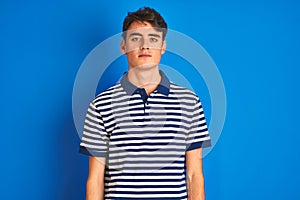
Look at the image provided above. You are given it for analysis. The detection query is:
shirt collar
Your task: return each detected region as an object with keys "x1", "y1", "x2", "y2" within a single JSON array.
[{"x1": 120, "y1": 70, "x2": 170, "y2": 96}]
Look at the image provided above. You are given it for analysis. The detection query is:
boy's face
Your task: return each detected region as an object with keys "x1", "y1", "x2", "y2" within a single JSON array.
[{"x1": 120, "y1": 21, "x2": 166, "y2": 70}]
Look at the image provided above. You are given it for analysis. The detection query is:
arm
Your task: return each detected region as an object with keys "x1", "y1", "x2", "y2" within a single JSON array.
[
  {"x1": 186, "y1": 148, "x2": 205, "y2": 200},
  {"x1": 86, "y1": 156, "x2": 106, "y2": 200}
]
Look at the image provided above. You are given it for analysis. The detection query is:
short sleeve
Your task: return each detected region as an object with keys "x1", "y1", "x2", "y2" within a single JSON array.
[
  {"x1": 186, "y1": 97, "x2": 211, "y2": 151},
  {"x1": 79, "y1": 101, "x2": 109, "y2": 157}
]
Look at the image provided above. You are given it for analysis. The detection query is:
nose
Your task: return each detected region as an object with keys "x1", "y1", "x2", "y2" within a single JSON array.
[{"x1": 140, "y1": 38, "x2": 149, "y2": 50}]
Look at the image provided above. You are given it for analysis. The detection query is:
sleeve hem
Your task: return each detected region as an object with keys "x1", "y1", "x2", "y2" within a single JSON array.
[
  {"x1": 79, "y1": 146, "x2": 107, "y2": 157},
  {"x1": 186, "y1": 140, "x2": 212, "y2": 151}
]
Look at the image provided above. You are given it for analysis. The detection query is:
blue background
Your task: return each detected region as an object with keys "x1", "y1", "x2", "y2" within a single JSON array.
[{"x1": 1, "y1": 0, "x2": 299, "y2": 199}]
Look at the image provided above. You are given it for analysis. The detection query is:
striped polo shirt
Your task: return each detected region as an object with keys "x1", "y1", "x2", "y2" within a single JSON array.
[{"x1": 79, "y1": 70, "x2": 211, "y2": 200}]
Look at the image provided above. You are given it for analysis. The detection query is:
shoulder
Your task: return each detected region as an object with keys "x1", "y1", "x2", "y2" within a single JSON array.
[
  {"x1": 91, "y1": 83, "x2": 124, "y2": 107},
  {"x1": 169, "y1": 82, "x2": 200, "y2": 101}
]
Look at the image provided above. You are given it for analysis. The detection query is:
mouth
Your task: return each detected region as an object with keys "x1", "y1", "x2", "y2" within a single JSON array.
[{"x1": 138, "y1": 54, "x2": 152, "y2": 58}]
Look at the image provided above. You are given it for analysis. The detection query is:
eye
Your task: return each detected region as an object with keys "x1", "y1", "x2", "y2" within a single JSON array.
[
  {"x1": 150, "y1": 37, "x2": 158, "y2": 42},
  {"x1": 131, "y1": 37, "x2": 141, "y2": 42}
]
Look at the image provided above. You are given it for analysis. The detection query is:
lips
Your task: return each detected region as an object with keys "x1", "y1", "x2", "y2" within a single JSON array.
[{"x1": 138, "y1": 54, "x2": 152, "y2": 57}]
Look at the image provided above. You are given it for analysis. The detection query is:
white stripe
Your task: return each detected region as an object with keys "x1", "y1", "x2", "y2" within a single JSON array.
[
  {"x1": 108, "y1": 163, "x2": 183, "y2": 168},
  {"x1": 106, "y1": 193, "x2": 187, "y2": 198},
  {"x1": 107, "y1": 179, "x2": 186, "y2": 186},
  {"x1": 107, "y1": 186, "x2": 186, "y2": 192},
  {"x1": 80, "y1": 143, "x2": 106, "y2": 150},
  {"x1": 108, "y1": 151, "x2": 183, "y2": 158},
  {"x1": 108, "y1": 156, "x2": 184, "y2": 163},
  {"x1": 81, "y1": 137, "x2": 105, "y2": 144},
  {"x1": 108, "y1": 174, "x2": 185, "y2": 180}
]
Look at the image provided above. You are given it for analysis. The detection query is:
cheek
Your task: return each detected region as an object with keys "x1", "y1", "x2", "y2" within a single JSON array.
[
  {"x1": 126, "y1": 45, "x2": 140, "y2": 53},
  {"x1": 126, "y1": 52, "x2": 138, "y2": 63},
  {"x1": 152, "y1": 51, "x2": 163, "y2": 60}
]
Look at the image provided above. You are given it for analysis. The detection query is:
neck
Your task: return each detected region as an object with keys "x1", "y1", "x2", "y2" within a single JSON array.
[{"x1": 128, "y1": 66, "x2": 161, "y2": 95}]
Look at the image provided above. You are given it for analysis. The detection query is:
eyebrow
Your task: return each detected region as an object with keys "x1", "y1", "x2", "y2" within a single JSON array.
[
  {"x1": 129, "y1": 33, "x2": 143, "y2": 37},
  {"x1": 128, "y1": 32, "x2": 161, "y2": 38},
  {"x1": 148, "y1": 33, "x2": 161, "y2": 38}
]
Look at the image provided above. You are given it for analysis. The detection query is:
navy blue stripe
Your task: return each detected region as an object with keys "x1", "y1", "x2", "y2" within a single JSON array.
[
  {"x1": 107, "y1": 166, "x2": 184, "y2": 171},
  {"x1": 107, "y1": 154, "x2": 184, "y2": 160},
  {"x1": 105, "y1": 172, "x2": 185, "y2": 177},
  {"x1": 108, "y1": 147, "x2": 185, "y2": 152},
  {"x1": 114, "y1": 118, "x2": 189, "y2": 124},
  {"x1": 110, "y1": 130, "x2": 186, "y2": 136},
  {"x1": 105, "y1": 178, "x2": 186, "y2": 183},
  {"x1": 111, "y1": 142, "x2": 185, "y2": 147},
  {"x1": 108, "y1": 160, "x2": 184, "y2": 165},
  {"x1": 94, "y1": 95, "x2": 110, "y2": 104},
  {"x1": 96, "y1": 101, "x2": 113, "y2": 110},
  {"x1": 186, "y1": 140, "x2": 211, "y2": 151},
  {"x1": 110, "y1": 136, "x2": 185, "y2": 142},
  {"x1": 110, "y1": 129, "x2": 186, "y2": 136},
  {"x1": 106, "y1": 189, "x2": 186, "y2": 195},
  {"x1": 79, "y1": 146, "x2": 107, "y2": 157},
  {"x1": 117, "y1": 124, "x2": 183, "y2": 130},
  {"x1": 82, "y1": 132, "x2": 107, "y2": 142},
  {"x1": 84, "y1": 123, "x2": 103, "y2": 132},
  {"x1": 190, "y1": 127, "x2": 208, "y2": 134},
  {"x1": 128, "y1": 101, "x2": 146, "y2": 107},
  {"x1": 193, "y1": 133, "x2": 210, "y2": 140},
  {"x1": 107, "y1": 183, "x2": 186, "y2": 189},
  {"x1": 81, "y1": 138, "x2": 107, "y2": 146}
]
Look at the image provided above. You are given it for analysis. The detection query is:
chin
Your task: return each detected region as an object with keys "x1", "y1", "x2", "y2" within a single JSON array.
[{"x1": 136, "y1": 63, "x2": 157, "y2": 70}]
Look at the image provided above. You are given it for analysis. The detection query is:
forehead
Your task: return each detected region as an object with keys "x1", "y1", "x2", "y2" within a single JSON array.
[{"x1": 126, "y1": 21, "x2": 163, "y2": 36}]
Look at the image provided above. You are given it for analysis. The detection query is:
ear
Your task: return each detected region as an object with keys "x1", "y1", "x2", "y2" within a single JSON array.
[
  {"x1": 120, "y1": 40, "x2": 126, "y2": 54},
  {"x1": 161, "y1": 40, "x2": 166, "y2": 55}
]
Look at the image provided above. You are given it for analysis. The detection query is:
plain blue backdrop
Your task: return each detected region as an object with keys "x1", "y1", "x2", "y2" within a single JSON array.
[{"x1": 1, "y1": 0, "x2": 299, "y2": 199}]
